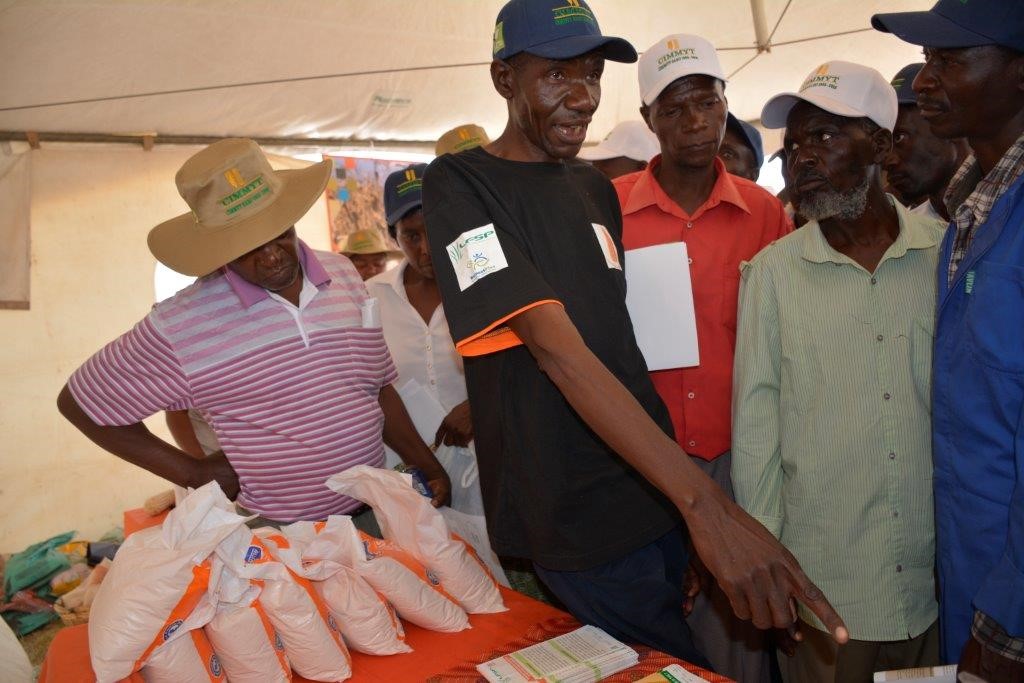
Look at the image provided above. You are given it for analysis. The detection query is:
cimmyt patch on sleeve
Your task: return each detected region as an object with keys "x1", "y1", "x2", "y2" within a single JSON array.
[
  {"x1": 446, "y1": 224, "x2": 509, "y2": 291},
  {"x1": 592, "y1": 223, "x2": 622, "y2": 270}
]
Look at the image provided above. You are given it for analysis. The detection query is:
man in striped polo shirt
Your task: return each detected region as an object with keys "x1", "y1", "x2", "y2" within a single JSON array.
[
  {"x1": 57, "y1": 138, "x2": 450, "y2": 526},
  {"x1": 732, "y1": 62, "x2": 946, "y2": 681}
]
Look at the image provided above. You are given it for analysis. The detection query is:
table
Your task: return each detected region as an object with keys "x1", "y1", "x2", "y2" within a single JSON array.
[{"x1": 38, "y1": 510, "x2": 732, "y2": 682}]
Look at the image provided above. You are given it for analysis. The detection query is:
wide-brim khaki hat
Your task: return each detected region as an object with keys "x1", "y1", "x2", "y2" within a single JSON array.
[
  {"x1": 148, "y1": 138, "x2": 332, "y2": 276},
  {"x1": 340, "y1": 228, "x2": 403, "y2": 258}
]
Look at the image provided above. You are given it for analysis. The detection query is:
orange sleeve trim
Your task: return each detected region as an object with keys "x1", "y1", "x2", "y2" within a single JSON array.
[{"x1": 455, "y1": 299, "x2": 563, "y2": 357}]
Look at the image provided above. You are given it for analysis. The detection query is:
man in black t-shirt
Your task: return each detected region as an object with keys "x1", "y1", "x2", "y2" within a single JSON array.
[{"x1": 423, "y1": 0, "x2": 850, "y2": 664}]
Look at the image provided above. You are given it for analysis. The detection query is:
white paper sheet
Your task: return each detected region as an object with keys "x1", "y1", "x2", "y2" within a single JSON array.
[{"x1": 624, "y1": 242, "x2": 700, "y2": 371}]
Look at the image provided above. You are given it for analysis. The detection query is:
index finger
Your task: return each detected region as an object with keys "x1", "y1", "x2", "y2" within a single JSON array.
[{"x1": 789, "y1": 567, "x2": 848, "y2": 643}]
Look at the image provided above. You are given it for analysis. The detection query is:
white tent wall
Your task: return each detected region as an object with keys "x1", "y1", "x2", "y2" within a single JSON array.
[
  {"x1": 0, "y1": 0, "x2": 933, "y2": 550},
  {"x1": 1, "y1": 144, "x2": 330, "y2": 552}
]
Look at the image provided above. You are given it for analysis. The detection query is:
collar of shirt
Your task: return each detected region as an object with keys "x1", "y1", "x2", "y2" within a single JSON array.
[
  {"x1": 266, "y1": 271, "x2": 318, "y2": 310},
  {"x1": 945, "y1": 131, "x2": 1024, "y2": 228},
  {"x1": 620, "y1": 155, "x2": 751, "y2": 220},
  {"x1": 800, "y1": 196, "x2": 942, "y2": 267},
  {"x1": 221, "y1": 239, "x2": 331, "y2": 308},
  {"x1": 375, "y1": 258, "x2": 412, "y2": 303}
]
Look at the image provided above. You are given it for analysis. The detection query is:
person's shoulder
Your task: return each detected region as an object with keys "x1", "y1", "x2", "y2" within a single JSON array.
[
  {"x1": 152, "y1": 271, "x2": 228, "y2": 320},
  {"x1": 743, "y1": 226, "x2": 805, "y2": 273},
  {"x1": 611, "y1": 168, "x2": 644, "y2": 199},
  {"x1": 314, "y1": 248, "x2": 365, "y2": 287},
  {"x1": 730, "y1": 174, "x2": 786, "y2": 213}
]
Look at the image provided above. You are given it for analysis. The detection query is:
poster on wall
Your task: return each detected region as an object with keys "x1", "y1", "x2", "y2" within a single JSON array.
[{"x1": 324, "y1": 155, "x2": 422, "y2": 253}]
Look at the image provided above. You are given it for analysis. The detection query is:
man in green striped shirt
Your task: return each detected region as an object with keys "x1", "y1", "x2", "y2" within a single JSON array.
[{"x1": 732, "y1": 61, "x2": 945, "y2": 682}]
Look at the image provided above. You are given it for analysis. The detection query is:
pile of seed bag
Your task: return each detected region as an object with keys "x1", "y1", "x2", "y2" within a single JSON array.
[{"x1": 87, "y1": 465, "x2": 506, "y2": 682}]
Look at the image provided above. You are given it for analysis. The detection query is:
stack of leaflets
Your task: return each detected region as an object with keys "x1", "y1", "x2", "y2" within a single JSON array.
[
  {"x1": 476, "y1": 625, "x2": 639, "y2": 683},
  {"x1": 872, "y1": 664, "x2": 958, "y2": 682}
]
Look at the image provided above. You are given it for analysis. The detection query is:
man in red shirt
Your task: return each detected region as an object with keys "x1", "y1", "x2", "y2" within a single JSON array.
[{"x1": 615, "y1": 33, "x2": 791, "y2": 683}]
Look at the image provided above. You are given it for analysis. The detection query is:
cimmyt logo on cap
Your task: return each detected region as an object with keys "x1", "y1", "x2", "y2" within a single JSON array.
[
  {"x1": 801, "y1": 63, "x2": 840, "y2": 92},
  {"x1": 397, "y1": 169, "x2": 423, "y2": 197},
  {"x1": 552, "y1": 0, "x2": 595, "y2": 27},
  {"x1": 224, "y1": 168, "x2": 245, "y2": 189},
  {"x1": 657, "y1": 41, "x2": 699, "y2": 72},
  {"x1": 458, "y1": 128, "x2": 471, "y2": 141}
]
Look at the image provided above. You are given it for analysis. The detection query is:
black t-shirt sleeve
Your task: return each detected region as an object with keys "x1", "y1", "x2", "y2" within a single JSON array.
[{"x1": 422, "y1": 157, "x2": 561, "y2": 356}]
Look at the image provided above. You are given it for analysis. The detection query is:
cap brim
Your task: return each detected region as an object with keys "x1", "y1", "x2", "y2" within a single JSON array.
[
  {"x1": 760, "y1": 92, "x2": 868, "y2": 129},
  {"x1": 527, "y1": 34, "x2": 638, "y2": 63},
  {"x1": 871, "y1": 11, "x2": 997, "y2": 48},
  {"x1": 576, "y1": 142, "x2": 619, "y2": 161},
  {"x1": 148, "y1": 159, "x2": 332, "y2": 277},
  {"x1": 385, "y1": 198, "x2": 423, "y2": 228}
]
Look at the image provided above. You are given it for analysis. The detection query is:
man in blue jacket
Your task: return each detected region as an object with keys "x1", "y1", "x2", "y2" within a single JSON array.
[{"x1": 873, "y1": 1, "x2": 1024, "y2": 678}]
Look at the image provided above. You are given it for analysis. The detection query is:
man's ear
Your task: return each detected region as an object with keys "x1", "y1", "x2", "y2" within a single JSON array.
[
  {"x1": 491, "y1": 59, "x2": 515, "y2": 101},
  {"x1": 871, "y1": 127, "x2": 893, "y2": 165}
]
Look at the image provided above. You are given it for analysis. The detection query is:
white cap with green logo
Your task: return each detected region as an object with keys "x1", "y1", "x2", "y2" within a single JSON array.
[
  {"x1": 638, "y1": 34, "x2": 725, "y2": 106},
  {"x1": 760, "y1": 60, "x2": 898, "y2": 131}
]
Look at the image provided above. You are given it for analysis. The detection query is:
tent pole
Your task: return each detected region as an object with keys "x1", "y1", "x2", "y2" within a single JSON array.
[
  {"x1": 749, "y1": 0, "x2": 771, "y2": 53},
  {"x1": 0, "y1": 130, "x2": 435, "y2": 151}
]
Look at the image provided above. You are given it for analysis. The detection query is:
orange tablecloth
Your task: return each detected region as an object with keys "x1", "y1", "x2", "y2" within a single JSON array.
[
  {"x1": 39, "y1": 587, "x2": 730, "y2": 682},
  {"x1": 37, "y1": 509, "x2": 733, "y2": 682}
]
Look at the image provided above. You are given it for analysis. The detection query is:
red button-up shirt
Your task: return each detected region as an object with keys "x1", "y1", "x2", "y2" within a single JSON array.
[{"x1": 615, "y1": 156, "x2": 791, "y2": 460}]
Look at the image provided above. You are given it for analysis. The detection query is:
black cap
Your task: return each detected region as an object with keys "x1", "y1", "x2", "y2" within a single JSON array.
[
  {"x1": 890, "y1": 63, "x2": 924, "y2": 105},
  {"x1": 726, "y1": 113, "x2": 764, "y2": 169},
  {"x1": 383, "y1": 163, "x2": 428, "y2": 227},
  {"x1": 492, "y1": 0, "x2": 637, "y2": 63},
  {"x1": 873, "y1": 0, "x2": 1024, "y2": 52}
]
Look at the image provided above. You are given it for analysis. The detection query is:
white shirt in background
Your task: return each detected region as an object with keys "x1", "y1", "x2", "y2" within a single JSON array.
[{"x1": 367, "y1": 260, "x2": 467, "y2": 416}]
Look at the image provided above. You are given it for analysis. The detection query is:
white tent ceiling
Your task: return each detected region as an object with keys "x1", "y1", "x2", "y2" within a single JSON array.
[{"x1": 0, "y1": 0, "x2": 931, "y2": 148}]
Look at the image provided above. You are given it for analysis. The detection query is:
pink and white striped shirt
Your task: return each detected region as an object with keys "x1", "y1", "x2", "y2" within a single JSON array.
[{"x1": 69, "y1": 242, "x2": 397, "y2": 521}]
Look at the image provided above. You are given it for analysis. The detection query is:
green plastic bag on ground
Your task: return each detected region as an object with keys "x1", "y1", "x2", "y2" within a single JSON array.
[{"x1": 2, "y1": 531, "x2": 75, "y2": 599}]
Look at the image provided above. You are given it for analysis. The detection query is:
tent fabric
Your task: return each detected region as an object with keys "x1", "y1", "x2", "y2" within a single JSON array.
[
  {"x1": 0, "y1": 0, "x2": 930, "y2": 145},
  {"x1": 0, "y1": 149, "x2": 30, "y2": 309}
]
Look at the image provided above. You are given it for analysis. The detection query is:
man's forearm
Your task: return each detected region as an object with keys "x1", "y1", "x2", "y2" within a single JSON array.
[{"x1": 58, "y1": 384, "x2": 210, "y2": 488}]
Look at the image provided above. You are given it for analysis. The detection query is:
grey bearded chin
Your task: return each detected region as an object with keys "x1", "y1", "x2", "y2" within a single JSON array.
[{"x1": 797, "y1": 176, "x2": 870, "y2": 221}]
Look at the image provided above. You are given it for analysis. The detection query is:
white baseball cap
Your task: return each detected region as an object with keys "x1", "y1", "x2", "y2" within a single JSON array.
[
  {"x1": 577, "y1": 121, "x2": 660, "y2": 162},
  {"x1": 760, "y1": 60, "x2": 898, "y2": 131},
  {"x1": 638, "y1": 34, "x2": 725, "y2": 106}
]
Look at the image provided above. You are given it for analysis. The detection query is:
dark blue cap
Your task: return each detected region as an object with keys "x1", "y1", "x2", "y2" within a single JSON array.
[
  {"x1": 492, "y1": 0, "x2": 637, "y2": 63},
  {"x1": 383, "y1": 163, "x2": 428, "y2": 227},
  {"x1": 890, "y1": 63, "x2": 923, "y2": 105},
  {"x1": 872, "y1": 0, "x2": 1024, "y2": 52},
  {"x1": 726, "y1": 113, "x2": 764, "y2": 169}
]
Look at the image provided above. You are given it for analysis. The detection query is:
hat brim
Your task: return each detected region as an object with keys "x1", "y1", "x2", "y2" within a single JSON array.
[
  {"x1": 871, "y1": 10, "x2": 998, "y2": 48},
  {"x1": 641, "y1": 68, "x2": 727, "y2": 106},
  {"x1": 760, "y1": 92, "x2": 871, "y2": 130},
  {"x1": 148, "y1": 159, "x2": 332, "y2": 277},
  {"x1": 526, "y1": 34, "x2": 638, "y2": 63},
  {"x1": 576, "y1": 142, "x2": 621, "y2": 161},
  {"x1": 342, "y1": 247, "x2": 404, "y2": 258},
  {"x1": 385, "y1": 198, "x2": 424, "y2": 228}
]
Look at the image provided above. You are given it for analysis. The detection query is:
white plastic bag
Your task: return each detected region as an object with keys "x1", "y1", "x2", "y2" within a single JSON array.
[
  {"x1": 282, "y1": 520, "x2": 411, "y2": 655},
  {"x1": 141, "y1": 624, "x2": 225, "y2": 683},
  {"x1": 89, "y1": 482, "x2": 245, "y2": 683},
  {"x1": 326, "y1": 466, "x2": 506, "y2": 614},
  {"x1": 203, "y1": 561, "x2": 291, "y2": 683},
  {"x1": 320, "y1": 515, "x2": 469, "y2": 632},
  {"x1": 216, "y1": 527, "x2": 351, "y2": 682}
]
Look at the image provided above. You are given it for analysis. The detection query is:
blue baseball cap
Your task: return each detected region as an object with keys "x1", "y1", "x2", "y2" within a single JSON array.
[
  {"x1": 492, "y1": 0, "x2": 637, "y2": 63},
  {"x1": 890, "y1": 63, "x2": 924, "y2": 105},
  {"x1": 872, "y1": 0, "x2": 1024, "y2": 52},
  {"x1": 726, "y1": 113, "x2": 764, "y2": 169},
  {"x1": 383, "y1": 163, "x2": 428, "y2": 227}
]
